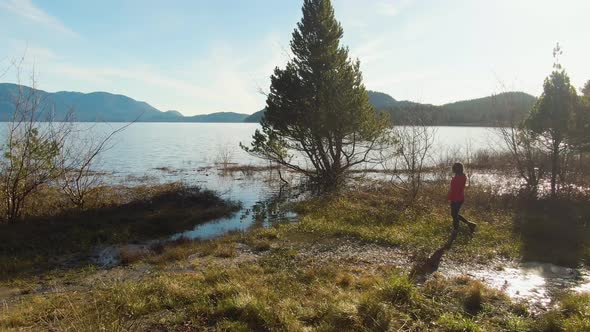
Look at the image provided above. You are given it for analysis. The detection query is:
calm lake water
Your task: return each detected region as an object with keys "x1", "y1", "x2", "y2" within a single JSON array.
[{"x1": 89, "y1": 122, "x2": 499, "y2": 180}]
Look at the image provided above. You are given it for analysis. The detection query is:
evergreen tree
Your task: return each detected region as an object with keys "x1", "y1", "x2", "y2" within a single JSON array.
[
  {"x1": 242, "y1": 0, "x2": 389, "y2": 189},
  {"x1": 582, "y1": 80, "x2": 590, "y2": 98},
  {"x1": 525, "y1": 45, "x2": 579, "y2": 196},
  {"x1": 573, "y1": 80, "x2": 590, "y2": 151}
]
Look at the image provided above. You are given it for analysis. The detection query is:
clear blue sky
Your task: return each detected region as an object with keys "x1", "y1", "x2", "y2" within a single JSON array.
[{"x1": 1, "y1": 0, "x2": 589, "y2": 115}]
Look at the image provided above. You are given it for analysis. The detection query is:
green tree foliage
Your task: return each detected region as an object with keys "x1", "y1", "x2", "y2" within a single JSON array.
[
  {"x1": 582, "y1": 80, "x2": 590, "y2": 98},
  {"x1": 1, "y1": 102, "x2": 64, "y2": 222},
  {"x1": 0, "y1": 62, "x2": 72, "y2": 222},
  {"x1": 524, "y1": 45, "x2": 579, "y2": 196},
  {"x1": 242, "y1": 0, "x2": 389, "y2": 189},
  {"x1": 572, "y1": 80, "x2": 590, "y2": 151}
]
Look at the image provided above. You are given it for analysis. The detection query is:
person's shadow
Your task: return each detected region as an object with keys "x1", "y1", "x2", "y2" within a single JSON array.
[{"x1": 409, "y1": 230, "x2": 460, "y2": 280}]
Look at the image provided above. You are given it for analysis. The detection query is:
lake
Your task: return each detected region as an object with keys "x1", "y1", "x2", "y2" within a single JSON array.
[{"x1": 87, "y1": 122, "x2": 500, "y2": 181}]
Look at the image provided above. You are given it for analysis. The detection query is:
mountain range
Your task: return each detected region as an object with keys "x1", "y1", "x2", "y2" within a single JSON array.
[
  {"x1": 0, "y1": 83, "x2": 248, "y2": 123},
  {"x1": 0, "y1": 83, "x2": 536, "y2": 125},
  {"x1": 244, "y1": 90, "x2": 536, "y2": 126}
]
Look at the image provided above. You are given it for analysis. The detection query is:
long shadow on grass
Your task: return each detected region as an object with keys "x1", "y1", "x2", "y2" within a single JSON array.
[
  {"x1": 409, "y1": 229, "x2": 461, "y2": 280},
  {"x1": 0, "y1": 186, "x2": 239, "y2": 279},
  {"x1": 513, "y1": 197, "x2": 590, "y2": 268}
]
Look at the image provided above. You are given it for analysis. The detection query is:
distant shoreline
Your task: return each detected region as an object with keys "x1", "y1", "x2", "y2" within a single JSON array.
[{"x1": 0, "y1": 120, "x2": 505, "y2": 127}]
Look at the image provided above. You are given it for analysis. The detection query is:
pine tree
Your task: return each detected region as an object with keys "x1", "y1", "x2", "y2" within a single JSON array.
[
  {"x1": 525, "y1": 44, "x2": 578, "y2": 196},
  {"x1": 242, "y1": 0, "x2": 389, "y2": 189},
  {"x1": 582, "y1": 80, "x2": 590, "y2": 98},
  {"x1": 573, "y1": 80, "x2": 590, "y2": 151}
]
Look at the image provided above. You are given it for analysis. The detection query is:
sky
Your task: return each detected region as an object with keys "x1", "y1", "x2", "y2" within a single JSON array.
[{"x1": 0, "y1": 0, "x2": 589, "y2": 116}]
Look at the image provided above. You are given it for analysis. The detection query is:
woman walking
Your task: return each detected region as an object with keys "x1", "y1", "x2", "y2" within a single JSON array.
[{"x1": 448, "y1": 162, "x2": 476, "y2": 234}]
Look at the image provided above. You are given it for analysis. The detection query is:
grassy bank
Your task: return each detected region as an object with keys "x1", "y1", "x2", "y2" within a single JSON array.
[
  {"x1": 292, "y1": 183, "x2": 520, "y2": 263},
  {"x1": 1, "y1": 181, "x2": 589, "y2": 331},
  {"x1": 0, "y1": 183, "x2": 240, "y2": 279}
]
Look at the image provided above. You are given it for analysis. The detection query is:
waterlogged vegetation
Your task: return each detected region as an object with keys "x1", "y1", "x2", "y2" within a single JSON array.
[{"x1": 0, "y1": 183, "x2": 240, "y2": 278}]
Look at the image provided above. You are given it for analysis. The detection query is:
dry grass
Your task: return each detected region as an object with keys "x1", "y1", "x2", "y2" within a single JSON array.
[
  {"x1": 1, "y1": 180, "x2": 590, "y2": 330},
  {"x1": 119, "y1": 247, "x2": 149, "y2": 266},
  {"x1": 292, "y1": 183, "x2": 520, "y2": 263},
  {"x1": 1, "y1": 256, "x2": 553, "y2": 332}
]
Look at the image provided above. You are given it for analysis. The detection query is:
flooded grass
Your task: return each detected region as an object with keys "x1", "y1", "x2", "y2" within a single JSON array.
[{"x1": 0, "y1": 183, "x2": 239, "y2": 279}]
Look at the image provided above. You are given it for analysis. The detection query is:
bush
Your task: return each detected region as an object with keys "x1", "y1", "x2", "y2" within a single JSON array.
[
  {"x1": 463, "y1": 281, "x2": 484, "y2": 314},
  {"x1": 357, "y1": 295, "x2": 393, "y2": 331},
  {"x1": 378, "y1": 274, "x2": 417, "y2": 304}
]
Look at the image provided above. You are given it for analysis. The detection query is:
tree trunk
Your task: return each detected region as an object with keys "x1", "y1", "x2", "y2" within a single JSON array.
[
  {"x1": 318, "y1": 165, "x2": 345, "y2": 191},
  {"x1": 550, "y1": 140, "x2": 560, "y2": 197}
]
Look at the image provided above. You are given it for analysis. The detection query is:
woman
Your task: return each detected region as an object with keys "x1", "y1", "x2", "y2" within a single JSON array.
[{"x1": 448, "y1": 162, "x2": 476, "y2": 233}]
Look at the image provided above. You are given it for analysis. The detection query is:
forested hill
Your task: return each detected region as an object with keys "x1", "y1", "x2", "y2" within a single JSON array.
[
  {"x1": 245, "y1": 91, "x2": 537, "y2": 126},
  {"x1": 382, "y1": 91, "x2": 537, "y2": 126},
  {"x1": 0, "y1": 83, "x2": 249, "y2": 122},
  {"x1": 244, "y1": 90, "x2": 402, "y2": 123}
]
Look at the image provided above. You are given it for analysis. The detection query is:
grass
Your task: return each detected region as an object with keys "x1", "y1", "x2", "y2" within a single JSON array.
[
  {"x1": 535, "y1": 295, "x2": 590, "y2": 332},
  {"x1": 291, "y1": 183, "x2": 520, "y2": 263},
  {"x1": 1, "y1": 181, "x2": 589, "y2": 330},
  {"x1": 462, "y1": 280, "x2": 484, "y2": 314},
  {"x1": 2, "y1": 248, "x2": 588, "y2": 331},
  {"x1": 514, "y1": 197, "x2": 590, "y2": 267}
]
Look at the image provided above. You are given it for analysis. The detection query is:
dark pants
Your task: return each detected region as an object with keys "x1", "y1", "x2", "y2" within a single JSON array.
[{"x1": 450, "y1": 201, "x2": 475, "y2": 230}]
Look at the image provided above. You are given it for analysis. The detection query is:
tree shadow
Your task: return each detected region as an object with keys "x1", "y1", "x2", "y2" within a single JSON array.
[{"x1": 513, "y1": 197, "x2": 590, "y2": 268}]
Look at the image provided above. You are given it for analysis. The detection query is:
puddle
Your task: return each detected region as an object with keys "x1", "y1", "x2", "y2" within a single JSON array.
[{"x1": 440, "y1": 261, "x2": 590, "y2": 310}]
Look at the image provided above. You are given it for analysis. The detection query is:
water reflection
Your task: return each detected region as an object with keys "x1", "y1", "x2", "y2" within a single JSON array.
[
  {"x1": 405, "y1": 183, "x2": 590, "y2": 309},
  {"x1": 170, "y1": 168, "x2": 301, "y2": 240},
  {"x1": 441, "y1": 262, "x2": 590, "y2": 309}
]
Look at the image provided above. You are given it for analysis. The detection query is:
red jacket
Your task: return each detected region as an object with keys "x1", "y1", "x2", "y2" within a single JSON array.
[{"x1": 448, "y1": 175, "x2": 467, "y2": 202}]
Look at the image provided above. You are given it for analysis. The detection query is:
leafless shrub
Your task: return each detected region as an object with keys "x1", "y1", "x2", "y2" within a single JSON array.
[
  {"x1": 432, "y1": 145, "x2": 461, "y2": 183},
  {"x1": 215, "y1": 142, "x2": 235, "y2": 169},
  {"x1": 58, "y1": 122, "x2": 134, "y2": 209},
  {"x1": 0, "y1": 60, "x2": 72, "y2": 222},
  {"x1": 493, "y1": 89, "x2": 547, "y2": 197},
  {"x1": 0, "y1": 57, "x2": 136, "y2": 219},
  {"x1": 382, "y1": 109, "x2": 437, "y2": 201}
]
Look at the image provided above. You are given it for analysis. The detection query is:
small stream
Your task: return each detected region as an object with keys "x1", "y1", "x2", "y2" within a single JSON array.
[
  {"x1": 94, "y1": 166, "x2": 301, "y2": 266},
  {"x1": 169, "y1": 168, "x2": 300, "y2": 241}
]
